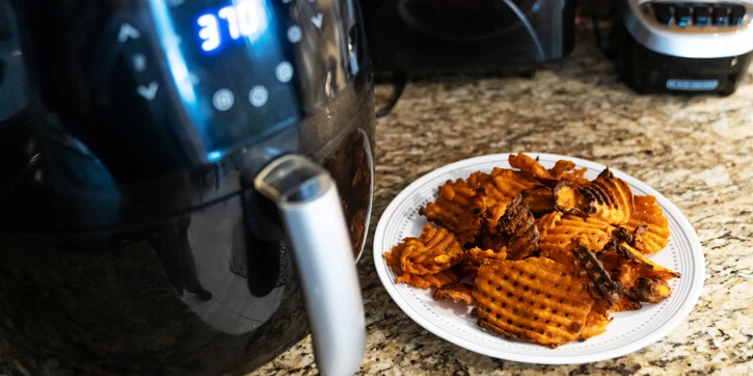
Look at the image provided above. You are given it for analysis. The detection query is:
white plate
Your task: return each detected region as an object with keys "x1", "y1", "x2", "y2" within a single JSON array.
[{"x1": 373, "y1": 153, "x2": 704, "y2": 365}]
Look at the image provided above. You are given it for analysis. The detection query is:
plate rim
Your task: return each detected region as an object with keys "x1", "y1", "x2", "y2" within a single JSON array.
[{"x1": 373, "y1": 153, "x2": 705, "y2": 365}]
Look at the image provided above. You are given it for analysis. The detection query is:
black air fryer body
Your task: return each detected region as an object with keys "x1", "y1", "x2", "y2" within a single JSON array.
[
  {"x1": 0, "y1": 0, "x2": 374, "y2": 374},
  {"x1": 361, "y1": 0, "x2": 577, "y2": 77}
]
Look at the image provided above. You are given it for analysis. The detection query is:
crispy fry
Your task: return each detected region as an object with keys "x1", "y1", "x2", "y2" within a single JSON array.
[
  {"x1": 613, "y1": 295, "x2": 642, "y2": 311},
  {"x1": 481, "y1": 168, "x2": 538, "y2": 208},
  {"x1": 473, "y1": 258, "x2": 593, "y2": 348},
  {"x1": 432, "y1": 283, "x2": 476, "y2": 306},
  {"x1": 461, "y1": 247, "x2": 507, "y2": 279},
  {"x1": 396, "y1": 269, "x2": 460, "y2": 289},
  {"x1": 615, "y1": 242, "x2": 680, "y2": 280},
  {"x1": 535, "y1": 210, "x2": 563, "y2": 236},
  {"x1": 581, "y1": 169, "x2": 635, "y2": 225},
  {"x1": 553, "y1": 181, "x2": 589, "y2": 214},
  {"x1": 522, "y1": 185, "x2": 556, "y2": 216},
  {"x1": 554, "y1": 170, "x2": 635, "y2": 225},
  {"x1": 421, "y1": 178, "x2": 485, "y2": 244},
  {"x1": 384, "y1": 240, "x2": 412, "y2": 275},
  {"x1": 383, "y1": 153, "x2": 679, "y2": 348},
  {"x1": 624, "y1": 195, "x2": 670, "y2": 254},
  {"x1": 549, "y1": 160, "x2": 589, "y2": 185},
  {"x1": 597, "y1": 249, "x2": 623, "y2": 272},
  {"x1": 539, "y1": 214, "x2": 614, "y2": 269},
  {"x1": 579, "y1": 307, "x2": 612, "y2": 340},
  {"x1": 496, "y1": 195, "x2": 540, "y2": 260},
  {"x1": 399, "y1": 224, "x2": 464, "y2": 275},
  {"x1": 571, "y1": 246, "x2": 621, "y2": 304},
  {"x1": 629, "y1": 277, "x2": 672, "y2": 304},
  {"x1": 509, "y1": 153, "x2": 550, "y2": 179}
]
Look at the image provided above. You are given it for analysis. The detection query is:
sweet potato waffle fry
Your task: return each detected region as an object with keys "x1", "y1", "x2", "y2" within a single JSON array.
[{"x1": 384, "y1": 153, "x2": 680, "y2": 348}]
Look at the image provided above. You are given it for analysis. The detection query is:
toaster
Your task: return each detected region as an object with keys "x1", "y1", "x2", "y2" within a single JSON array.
[{"x1": 615, "y1": 0, "x2": 753, "y2": 94}]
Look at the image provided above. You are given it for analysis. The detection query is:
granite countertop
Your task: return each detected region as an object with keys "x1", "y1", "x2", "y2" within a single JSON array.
[{"x1": 250, "y1": 28, "x2": 753, "y2": 375}]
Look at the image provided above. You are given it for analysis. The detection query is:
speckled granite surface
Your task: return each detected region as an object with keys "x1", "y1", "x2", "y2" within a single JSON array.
[{"x1": 248, "y1": 25, "x2": 753, "y2": 376}]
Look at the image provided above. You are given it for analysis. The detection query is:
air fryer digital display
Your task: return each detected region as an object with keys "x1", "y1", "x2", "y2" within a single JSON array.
[
  {"x1": 196, "y1": 0, "x2": 270, "y2": 53},
  {"x1": 150, "y1": 0, "x2": 302, "y2": 162}
]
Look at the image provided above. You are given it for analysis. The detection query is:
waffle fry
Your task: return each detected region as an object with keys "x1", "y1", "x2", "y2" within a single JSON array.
[
  {"x1": 385, "y1": 153, "x2": 679, "y2": 348},
  {"x1": 571, "y1": 245, "x2": 621, "y2": 304},
  {"x1": 554, "y1": 169, "x2": 635, "y2": 226},
  {"x1": 539, "y1": 214, "x2": 614, "y2": 269},
  {"x1": 396, "y1": 269, "x2": 460, "y2": 289},
  {"x1": 624, "y1": 195, "x2": 670, "y2": 254},
  {"x1": 549, "y1": 160, "x2": 589, "y2": 185},
  {"x1": 535, "y1": 211, "x2": 563, "y2": 235},
  {"x1": 432, "y1": 283, "x2": 475, "y2": 306},
  {"x1": 508, "y1": 152, "x2": 550, "y2": 179},
  {"x1": 510, "y1": 153, "x2": 589, "y2": 186},
  {"x1": 420, "y1": 177, "x2": 487, "y2": 244},
  {"x1": 496, "y1": 195, "x2": 540, "y2": 260},
  {"x1": 613, "y1": 295, "x2": 642, "y2": 312},
  {"x1": 581, "y1": 169, "x2": 635, "y2": 225},
  {"x1": 553, "y1": 181, "x2": 589, "y2": 214},
  {"x1": 521, "y1": 185, "x2": 555, "y2": 216},
  {"x1": 629, "y1": 277, "x2": 672, "y2": 304},
  {"x1": 481, "y1": 168, "x2": 538, "y2": 208},
  {"x1": 579, "y1": 302, "x2": 612, "y2": 340},
  {"x1": 399, "y1": 224, "x2": 464, "y2": 275},
  {"x1": 461, "y1": 247, "x2": 507, "y2": 279},
  {"x1": 473, "y1": 258, "x2": 593, "y2": 348},
  {"x1": 615, "y1": 242, "x2": 680, "y2": 280}
]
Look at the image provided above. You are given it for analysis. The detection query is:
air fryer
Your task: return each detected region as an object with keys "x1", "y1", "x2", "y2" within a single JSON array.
[
  {"x1": 0, "y1": 0, "x2": 375, "y2": 375},
  {"x1": 361, "y1": 0, "x2": 578, "y2": 77}
]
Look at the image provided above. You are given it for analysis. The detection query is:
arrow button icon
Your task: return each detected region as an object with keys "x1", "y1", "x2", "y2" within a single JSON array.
[
  {"x1": 311, "y1": 13, "x2": 323, "y2": 29},
  {"x1": 118, "y1": 23, "x2": 141, "y2": 43},
  {"x1": 132, "y1": 54, "x2": 147, "y2": 72},
  {"x1": 137, "y1": 82, "x2": 159, "y2": 101}
]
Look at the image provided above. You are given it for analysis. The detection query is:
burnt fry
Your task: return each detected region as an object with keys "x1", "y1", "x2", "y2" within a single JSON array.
[
  {"x1": 522, "y1": 185, "x2": 556, "y2": 215},
  {"x1": 629, "y1": 277, "x2": 672, "y2": 304},
  {"x1": 571, "y1": 245, "x2": 621, "y2": 304},
  {"x1": 497, "y1": 195, "x2": 540, "y2": 260}
]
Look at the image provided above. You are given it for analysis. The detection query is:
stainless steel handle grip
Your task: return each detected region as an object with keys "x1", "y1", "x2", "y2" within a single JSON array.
[{"x1": 255, "y1": 154, "x2": 365, "y2": 376}]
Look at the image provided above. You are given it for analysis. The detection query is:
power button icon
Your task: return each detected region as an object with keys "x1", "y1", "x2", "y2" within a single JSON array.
[{"x1": 212, "y1": 89, "x2": 235, "y2": 111}]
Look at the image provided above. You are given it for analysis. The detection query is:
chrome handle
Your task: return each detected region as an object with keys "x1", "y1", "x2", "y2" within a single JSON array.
[{"x1": 254, "y1": 154, "x2": 365, "y2": 376}]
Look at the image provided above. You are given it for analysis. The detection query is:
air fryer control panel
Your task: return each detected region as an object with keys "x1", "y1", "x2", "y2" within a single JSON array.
[
  {"x1": 11, "y1": 0, "x2": 365, "y2": 184},
  {"x1": 98, "y1": 0, "x2": 362, "y2": 163},
  {"x1": 643, "y1": 1, "x2": 751, "y2": 28}
]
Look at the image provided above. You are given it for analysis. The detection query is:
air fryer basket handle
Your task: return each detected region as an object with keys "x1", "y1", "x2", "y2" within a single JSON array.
[{"x1": 254, "y1": 154, "x2": 365, "y2": 376}]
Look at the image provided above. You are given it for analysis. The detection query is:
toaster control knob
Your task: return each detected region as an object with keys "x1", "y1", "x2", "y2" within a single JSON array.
[
  {"x1": 653, "y1": 3, "x2": 674, "y2": 25},
  {"x1": 694, "y1": 6, "x2": 711, "y2": 26},
  {"x1": 713, "y1": 6, "x2": 730, "y2": 26},
  {"x1": 729, "y1": 5, "x2": 746, "y2": 26},
  {"x1": 675, "y1": 5, "x2": 692, "y2": 26}
]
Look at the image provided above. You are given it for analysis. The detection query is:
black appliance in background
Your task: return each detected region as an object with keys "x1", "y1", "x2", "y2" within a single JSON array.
[
  {"x1": 0, "y1": 0, "x2": 375, "y2": 375},
  {"x1": 361, "y1": 0, "x2": 578, "y2": 78},
  {"x1": 605, "y1": 0, "x2": 753, "y2": 95}
]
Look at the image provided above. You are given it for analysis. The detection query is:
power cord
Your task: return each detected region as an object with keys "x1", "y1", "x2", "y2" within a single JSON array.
[{"x1": 375, "y1": 71, "x2": 407, "y2": 118}]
